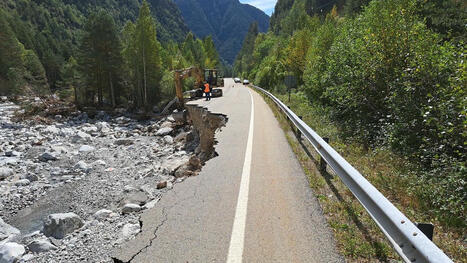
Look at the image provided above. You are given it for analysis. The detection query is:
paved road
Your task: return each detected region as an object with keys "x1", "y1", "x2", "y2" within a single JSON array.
[{"x1": 113, "y1": 79, "x2": 343, "y2": 262}]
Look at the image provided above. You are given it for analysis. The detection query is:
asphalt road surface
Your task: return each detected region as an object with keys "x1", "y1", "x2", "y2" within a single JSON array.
[{"x1": 113, "y1": 79, "x2": 343, "y2": 263}]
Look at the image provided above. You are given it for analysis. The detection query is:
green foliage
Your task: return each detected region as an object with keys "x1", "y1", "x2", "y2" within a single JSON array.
[
  {"x1": 234, "y1": 22, "x2": 259, "y2": 77},
  {"x1": 236, "y1": 0, "x2": 466, "y2": 225},
  {"x1": 78, "y1": 10, "x2": 124, "y2": 107},
  {"x1": 0, "y1": 10, "x2": 49, "y2": 96},
  {"x1": 0, "y1": 0, "x2": 189, "y2": 93}
]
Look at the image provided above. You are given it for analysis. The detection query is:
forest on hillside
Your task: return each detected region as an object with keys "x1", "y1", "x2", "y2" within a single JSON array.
[
  {"x1": 235, "y1": 0, "x2": 466, "y2": 229},
  {"x1": 0, "y1": 0, "x2": 221, "y2": 111}
]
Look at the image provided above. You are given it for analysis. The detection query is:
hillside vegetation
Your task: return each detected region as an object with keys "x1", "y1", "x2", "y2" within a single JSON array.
[
  {"x1": 0, "y1": 0, "x2": 189, "y2": 93},
  {"x1": 236, "y1": 0, "x2": 466, "y2": 260},
  {"x1": 174, "y1": 0, "x2": 270, "y2": 64}
]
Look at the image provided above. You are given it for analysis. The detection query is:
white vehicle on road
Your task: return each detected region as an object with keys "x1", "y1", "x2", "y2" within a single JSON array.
[{"x1": 242, "y1": 79, "x2": 249, "y2": 85}]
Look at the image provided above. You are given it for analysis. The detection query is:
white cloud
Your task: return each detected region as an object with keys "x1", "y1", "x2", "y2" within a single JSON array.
[{"x1": 240, "y1": 0, "x2": 277, "y2": 15}]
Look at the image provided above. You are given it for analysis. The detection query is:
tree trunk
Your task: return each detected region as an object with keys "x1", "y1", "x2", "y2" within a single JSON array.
[
  {"x1": 109, "y1": 71, "x2": 115, "y2": 108},
  {"x1": 142, "y1": 44, "x2": 147, "y2": 110}
]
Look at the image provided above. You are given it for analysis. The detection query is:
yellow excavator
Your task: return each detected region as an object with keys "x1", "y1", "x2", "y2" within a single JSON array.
[{"x1": 173, "y1": 67, "x2": 223, "y2": 108}]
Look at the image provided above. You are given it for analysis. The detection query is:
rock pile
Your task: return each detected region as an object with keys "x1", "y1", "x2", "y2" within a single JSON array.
[{"x1": 0, "y1": 99, "x2": 221, "y2": 262}]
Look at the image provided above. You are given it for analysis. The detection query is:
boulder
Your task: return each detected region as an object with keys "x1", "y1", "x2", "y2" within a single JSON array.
[
  {"x1": 38, "y1": 152, "x2": 58, "y2": 162},
  {"x1": 171, "y1": 111, "x2": 186, "y2": 124},
  {"x1": 121, "y1": 223, "x2": 140, "y2": 240},
  {"x1": 92, "y1": 160, "x2": 106, "y2": 166},
  {"x1": 121, "y1": 204, "x2": 142, "y2": 214},
  {"x1": 93, "y1": 209, "x2": 114, "y2": 220},
  {"x1": 43, "y1": 126, "x2": 60, "y2": 135},
  {"x1": 4, "y1": 151, "x2": 21, "y2": 157},
  {"x1": 27, "y1": 238, "x2": 57, "y2": 253},
  {"x1": 174, "y1": 132, "x2": 188, "y2": 143},
  {"x1": 114, "y1": 139, "x2": 134, "y2": 146},
  {"x1": 155, "y1": 127, "x2": 173, "y2": 136},
  {"x1": 42, "y1": 213, "x2": 84, "y2": 239},
  {"x1": 82, "y1": 126, "x2": 98, "y2": 133},
  {"x1": 189, "y1": 156, "x2": 201, "y2": 169},
  {"x1": 0, "y1": 168, "x2": 14, "y2": 180},
  {"x1": 119, "y1": 191, "x2": 148, "y2": 206},
  {"x1": 78, "y1": 145, "x2": 95, "y2": 152},
  {"x1": 0, "y1": 242, "x2": 25, "y2": 263},
  {"x1": 0, "y1": 218, "x2": 20, "y2": 244},
  {"x1": 71, "y1": 131, "x2": 91, "y2": 143},
  {"x1": 14, "y1": 179, "x2": 30, "y2": 186},
  {"x1": 163, "y1": 135, "x2": 174, "y2": 144},
  {"x1": 74, "y1": 161, "x2": 91, "y2": 173},
  {"x1": 160, "y1": 121, "x2": 174, "y2": 128},
  {"x1": 156, "y1": 181, "x2": 167, "y2": 189}
]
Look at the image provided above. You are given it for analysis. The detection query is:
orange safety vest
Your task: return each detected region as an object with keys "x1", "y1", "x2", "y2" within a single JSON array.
[{"x1": 204, "y1": 83, "x2": 210, "y2": 93}]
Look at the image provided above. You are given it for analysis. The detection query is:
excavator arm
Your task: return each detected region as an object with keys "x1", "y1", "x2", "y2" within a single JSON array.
[{"x1": 174, "y1": 67, "x2": 204, "y2": 108}]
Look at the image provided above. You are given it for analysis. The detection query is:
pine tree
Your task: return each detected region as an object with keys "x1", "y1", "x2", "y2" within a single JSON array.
[
  {"x1": 57, "y1": 57, "x2": 80, "y2": 104},
  {"x1": 0, "y1": 12, "x2": 24, "y2": 94},
  {"x1": 203, "y1": 36, "x2": 220, "y2": 68},
  {"x1": 78, "y1": 10, "x2": 123, "y2": 107},
  {"x1": 234, "y1": 22, "x2": 259, "y2": 76},
  {"x1": 133, "y1": 0, "x2": 162, "y2": 109}
]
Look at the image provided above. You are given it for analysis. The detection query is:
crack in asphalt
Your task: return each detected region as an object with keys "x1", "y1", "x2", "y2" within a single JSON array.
[{"x1": 114, "y1": 176, "x2": 203, "y2": 263}]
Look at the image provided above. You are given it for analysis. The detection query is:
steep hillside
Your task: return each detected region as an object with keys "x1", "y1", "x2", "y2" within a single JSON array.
[
  {"x1": 174, "y1": 0, "x2": 269, "y2": 64},
  {"x1": 0, "y1": 0, "x2": 189, "y2": 89}
]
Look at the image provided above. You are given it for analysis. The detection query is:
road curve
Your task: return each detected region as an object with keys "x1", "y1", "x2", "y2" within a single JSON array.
[{"x1": 112, "y1": 79, "x2": 343, "y2": 262}]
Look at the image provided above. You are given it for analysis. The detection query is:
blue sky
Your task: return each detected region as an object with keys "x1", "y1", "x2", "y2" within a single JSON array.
[{"x1": 240, "y1": 0, "x2": 277, "y2": 16}]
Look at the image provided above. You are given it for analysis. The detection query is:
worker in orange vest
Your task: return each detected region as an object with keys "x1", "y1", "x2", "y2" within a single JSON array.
[{"x1": 204, "y1": 81, "x2": 211, "y2": 101}]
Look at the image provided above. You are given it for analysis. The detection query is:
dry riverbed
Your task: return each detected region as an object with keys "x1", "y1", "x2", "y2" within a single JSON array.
[{"x1": 0, "y1": 97, "x2": 218, "y2": 262}]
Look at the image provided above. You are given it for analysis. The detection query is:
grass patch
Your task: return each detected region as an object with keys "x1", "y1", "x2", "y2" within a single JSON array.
[{"x1": 256, "y1": 89, "x2": 466, "y2": 262}]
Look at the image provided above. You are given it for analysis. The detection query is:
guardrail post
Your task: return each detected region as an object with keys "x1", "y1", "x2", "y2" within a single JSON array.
[
  {"x1": 320, "y1": 137, "x2": 330, "y2": 172},
  {"x1": 297, "y1": 116, "x2": 303, "y2": 140}
]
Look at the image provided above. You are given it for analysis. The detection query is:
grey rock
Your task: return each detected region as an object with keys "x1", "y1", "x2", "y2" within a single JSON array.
[
  {"x1": 121, "y1": 204, "x2": 142, "y2": 214},
  {"x1": 24, "y1": 173, "x2": 38, "y2": 182},
  {"x1": 0, "y1": 158, "x2": 18, "y2": 166},
  {"x1": 143, "y1": 199, "x2": 159, "y2": 209},
  {"x1": 0, "y1": 242, "x2": 25, "y2": 263},
  {"x1": 71, "y1": 131, "x2": 91, "y2": 143},
  {"x1": 114, "y1": 139, "x2": 134, "y2": 146},
  {"x1": 38, "y1": 152, "x2": 58, "y2": 162},
  {"x1": 74, "y1": 161, "x2": 91, "y2": 173},
  {"x1": 4, "y1": 151, "x2": 21, "y2": 157},
  {"x1": 42, "y1": 212, "x2": 84, "y2": 239},
  {"x1": 93, "y1": 209, "x2": 114, "y2": 220},
  {"x1": 163, "y1": 135, "x2": 174, "y2": 144},
  {"x1": 27, "y1": 238, "x2": 57, "y2": 253},
  {"x1": 82, "y1": 126, "x2": 98, "y2": 133},
  {"x1": 120, "y1": 191, "x2": 148, "y2": 206},
  {"x1": 92, "y1": 160, "x2": 106, "y2": 166},
  {"x1": 14, "y1": 179, "x2": 30, "y2": 186},
  {"x1": 0, "y1": 168, "x2": 14, "y2": 180},
  {"x1": 121, "y1": 223, "x2": 140, "y2": 240},
  {"x1": 21, "y1": 253, "x2": 35, "y2": 261},
  {"x1": 43, "y1": 126, "x2": 60, "y2": 135},
  {"x1": 78, "y1": 145, "x2": 95, "y2": 152},
  {"x1": 0, "y1": 218, "x2": 20, "y2": 243},
  {"x1": 174, "y1": 132, "x2": 188, "y2": 143},
  {"x1": 155, "y1": 127, "x2": 173, "y2": 136}
]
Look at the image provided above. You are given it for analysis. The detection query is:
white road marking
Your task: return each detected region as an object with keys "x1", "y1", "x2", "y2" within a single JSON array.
[{"x1": 226, "y1": 88, "x2": 254, "y2": 263}]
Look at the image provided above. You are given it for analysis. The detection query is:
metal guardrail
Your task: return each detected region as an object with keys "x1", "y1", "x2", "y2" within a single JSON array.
[{"x1": 252, "y1": 86, "x2": 453, "y2": 263}]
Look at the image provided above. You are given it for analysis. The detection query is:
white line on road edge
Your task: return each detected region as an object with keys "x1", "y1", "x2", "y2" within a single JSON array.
[{"x1": 226, "y1": 89, "x2": 254, "y2": 263}]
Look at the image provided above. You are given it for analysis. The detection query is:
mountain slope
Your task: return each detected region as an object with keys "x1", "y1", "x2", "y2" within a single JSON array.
[
  {"x1": 0, "y1": 0, "x2": 189, "y2": 89},
  {"x1": 174, "y1": 0, "x2": 269, "y2": 64}
]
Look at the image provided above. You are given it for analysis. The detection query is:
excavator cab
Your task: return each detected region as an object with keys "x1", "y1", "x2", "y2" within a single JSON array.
[{"x1": 204, "y1": 69, "x2": 224, "y2": 87}]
